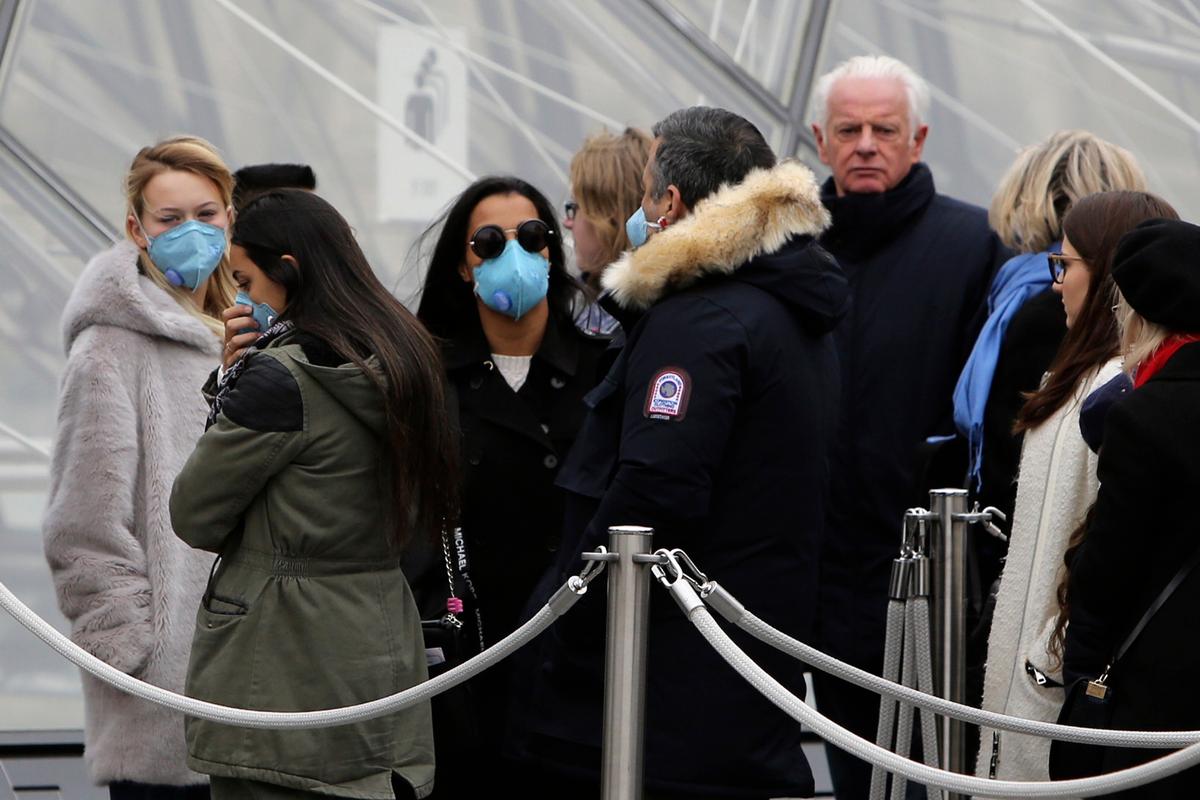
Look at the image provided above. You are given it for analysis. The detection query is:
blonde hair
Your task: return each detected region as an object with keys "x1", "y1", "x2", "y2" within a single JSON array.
[
  {"x1": 990, "y1": 130, "x2": 1146, "y2": 253},
  {"x1": 812, "y1": 55, "x2": 930, "y2": 131},
  {"x1": 1115, "y1": 289, "x2": 1170, "y2": 374},
  {"x1": 124, "y1": 136, "x2": 237, "y2": 337},
  {"x1": 569, "y1": 127, "x2": 652, "y2": 286}
]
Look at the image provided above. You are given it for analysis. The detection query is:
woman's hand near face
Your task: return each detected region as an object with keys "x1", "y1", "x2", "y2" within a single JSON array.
[{"x1": 222, "y1": 305, "x2": 260, "y2": 370}]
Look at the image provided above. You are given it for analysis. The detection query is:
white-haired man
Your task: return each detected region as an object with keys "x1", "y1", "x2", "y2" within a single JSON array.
[{"x1": 809, "y1": 55, "x2": 1009, "y2": 800}]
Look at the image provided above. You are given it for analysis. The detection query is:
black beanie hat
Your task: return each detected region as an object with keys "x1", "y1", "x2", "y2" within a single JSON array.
[{"x1": 1111, "y1": 218, "x2": 1200, "y2": 331}]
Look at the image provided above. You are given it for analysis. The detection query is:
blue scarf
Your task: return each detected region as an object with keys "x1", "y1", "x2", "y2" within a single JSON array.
[{"x1": 953, "y1": 247, "x2": 1056, "y2": 490}]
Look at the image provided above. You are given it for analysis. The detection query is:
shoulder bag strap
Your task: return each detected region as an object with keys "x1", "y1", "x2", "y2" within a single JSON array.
[
  {"x1": 1113, "y1": 542, "x2": 1200, "y2": 665},
  {"x1": 440, "y1": 525, "x2": 486, "y2": 651}
]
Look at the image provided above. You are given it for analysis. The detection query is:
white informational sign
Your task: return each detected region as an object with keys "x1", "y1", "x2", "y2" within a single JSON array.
[{"x1": 377, "y1": 25, "x2": 469, "y2": 223}]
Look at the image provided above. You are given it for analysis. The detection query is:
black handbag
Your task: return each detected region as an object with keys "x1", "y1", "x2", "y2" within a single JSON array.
[
  {"x1": 421, "y1": 526, "x2": 485, "y2": 752},
  {"x1": 1049, "y1": 545, "x2": 1200, "y2": 779}
]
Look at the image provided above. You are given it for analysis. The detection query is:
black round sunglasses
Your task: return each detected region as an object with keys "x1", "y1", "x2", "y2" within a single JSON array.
[{"x1": 469, "y1": 219, "x2": 555, "y2": 261}]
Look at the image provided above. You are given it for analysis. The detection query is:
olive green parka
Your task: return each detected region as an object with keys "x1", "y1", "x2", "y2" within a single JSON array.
[{"x1": 170, "y1": 332, "x2": 434, "y2": 799}]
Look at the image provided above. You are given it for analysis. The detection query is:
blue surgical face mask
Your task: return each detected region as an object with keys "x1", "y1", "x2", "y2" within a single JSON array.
[
  {"x1": 624, "y1": 206, "x2": 664, "y2": 249},
  {"x1": 234, "y1": 290, "x2": 280, "y2": 335},
  {"x1": 141, "y1": 219, "x2": 228, "y2": 290},
  {"x1": 472, "y1": 239, "x2": 550, "y2": 320}
]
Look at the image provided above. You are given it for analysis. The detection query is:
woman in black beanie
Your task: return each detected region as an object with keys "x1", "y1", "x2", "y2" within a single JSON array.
[{"x1": 1053, "y1": 217, "x2": 1200, "y2": 795}]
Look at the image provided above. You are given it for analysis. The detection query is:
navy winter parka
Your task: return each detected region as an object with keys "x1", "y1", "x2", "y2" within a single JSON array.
[
  {"x1": 506, "y1": 161, "x2": 849, "y2": 798},
  {"x1": 816, "y1": 163, "x2": 1007, "y2": 671}
]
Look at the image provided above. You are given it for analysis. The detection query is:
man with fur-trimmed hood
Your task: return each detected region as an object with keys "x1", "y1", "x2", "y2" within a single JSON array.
[{"x1": 506, "y1": 107, "x2": 849, "y2": 799}]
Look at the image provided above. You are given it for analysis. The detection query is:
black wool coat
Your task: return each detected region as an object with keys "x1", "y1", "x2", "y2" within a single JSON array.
[
  {"x1": 506, "y1": 161, "x2": 848, "y2": 799},
  {"x1": 433, "y1": 316, "x2": 608, "y2": 640},
  {"x1": 405, "y1": 311, "x2": 608, "y2": 796},
  {"x1": 816, "y1": 163, "x2": 1008, "y2": 672},
  {"x1": 1063, "y1": 341, "x2": 1200, "y2": 797}
]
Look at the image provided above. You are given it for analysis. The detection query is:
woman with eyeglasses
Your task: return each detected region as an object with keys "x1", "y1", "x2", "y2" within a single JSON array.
[
  {"x1": 975, "y1": 190, "x2": 1178, "y2": 784},
  {"x1": 564, "y1": 127, "x2": 652, "y2": 336},
  {"x1": 953, "y1": 131, "x2": 1145, "y2": 776},
  {"x1": 412, "y1": 175, "x2": 608, "y2": 798}
]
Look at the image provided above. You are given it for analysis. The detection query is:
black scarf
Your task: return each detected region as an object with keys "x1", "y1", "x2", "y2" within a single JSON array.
[{"x1": 819, "y1": 162, "x2": 936, "y2": 261}]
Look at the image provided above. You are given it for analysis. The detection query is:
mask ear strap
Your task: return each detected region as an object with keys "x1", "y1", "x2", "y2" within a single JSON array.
[{"x1": 132, "y1": 208, "x2": 153, "y2": 245}]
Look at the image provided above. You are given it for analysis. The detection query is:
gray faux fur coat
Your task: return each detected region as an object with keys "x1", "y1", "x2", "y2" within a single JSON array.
[{"x1": 43, "y1": 240, "x2": 221, "y2": 786}]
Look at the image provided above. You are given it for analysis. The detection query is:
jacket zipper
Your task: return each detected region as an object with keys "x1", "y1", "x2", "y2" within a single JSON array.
[{"x1": 1025, "y1": 659, "x2": 1063, "y2": 688}]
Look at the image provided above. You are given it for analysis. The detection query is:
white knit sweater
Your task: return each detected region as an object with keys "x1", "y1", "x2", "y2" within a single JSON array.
[{"x1": 974, "y1": 358, "x2": 1123, "y2": 792}]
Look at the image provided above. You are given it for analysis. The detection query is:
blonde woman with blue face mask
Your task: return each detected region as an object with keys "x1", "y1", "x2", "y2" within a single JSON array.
[{"x1": 42, "y1": 135, "x2": 236, "y2": 800}]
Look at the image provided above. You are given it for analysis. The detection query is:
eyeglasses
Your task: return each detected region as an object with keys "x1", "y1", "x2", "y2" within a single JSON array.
[
  {"x1": 1048, "y1": 252, "x2": 1086, "y2": 284},
  {"x1": 469, "y1": 219, "x2": 555, "y2": 261},
  {"x1": 564, "y1": 201, "x2": 578, "y2": 222}
]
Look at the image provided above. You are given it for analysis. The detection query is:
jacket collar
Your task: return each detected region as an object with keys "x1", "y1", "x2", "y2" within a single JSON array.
[
  {"x1": 62, "y1": 240, "x2": 222, "y2": 356},
  {"x1": 1142, "y1": 339, "x2": 1200, "y2": 384},
  {"x1": 442, "y1": 312, "x2": 580, "y2": 377},
  {"x1": 819, "y1": 162, "x2": 936, "y2": 259},
  {"x1": 600, "y1": 160, "x2": 830, "y2": 311}
]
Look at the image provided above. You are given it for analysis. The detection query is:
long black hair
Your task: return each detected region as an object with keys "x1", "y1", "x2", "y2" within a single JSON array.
[
  {"x1": 231, "y1": 188, "x2": 457, "y2": 548},
  {"x1": 416, "y1": 175, "x2": 580, "y2": 340}
]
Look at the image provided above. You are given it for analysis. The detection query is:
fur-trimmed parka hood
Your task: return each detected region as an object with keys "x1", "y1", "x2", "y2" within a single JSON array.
[
  {"x1": 601, "y1": 159, "x2": 847, "y2": 333},
  {"x1": 62, "y1": 240, "x2": 222, "y2": 356}
]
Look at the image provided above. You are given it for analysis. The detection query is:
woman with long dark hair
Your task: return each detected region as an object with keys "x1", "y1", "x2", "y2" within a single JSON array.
[
  {"x1": 169, "y1": 188, "x2": 455, "y2": 799},
  {"x1": 976, "y1": 191, "x2": 1178, "y2": 783},
  {"x1": 412, "y1": 176, "x2": 609, "y2": 798}
]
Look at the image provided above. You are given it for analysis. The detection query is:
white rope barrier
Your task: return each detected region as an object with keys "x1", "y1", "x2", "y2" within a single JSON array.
[
  {"x1": 891, "y1": 613, "x2": 919, "y2": 799},
  {"x1": 662, "y1": 576, "x2": 1200, "y2": 798},
  {"x1": 8, "y1": 535, "x2": 1200, "y2": 795},
  {"x1": 0, "y1": 576, "x2": 586, "y2": 729},
  {"x1": 702, "y1": 581, "x2": 1200, "y2": 749},
  {"x1": 910, "y1": 595, "x2": 944, "y2": 800},
  {"x1": 870, "y1": 598, "x2": 908, "y2": 800}
]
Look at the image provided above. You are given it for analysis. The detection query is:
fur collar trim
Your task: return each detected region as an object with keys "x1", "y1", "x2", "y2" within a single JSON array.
[
  {"x1": 601, "y1": 160, "x2": 830, "y2": 310},
  {"x1": 61, "y1": 240, "x2": 222, "y2": 355}
]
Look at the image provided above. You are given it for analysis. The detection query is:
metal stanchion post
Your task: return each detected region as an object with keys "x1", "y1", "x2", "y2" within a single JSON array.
[
  {"x1": 928, "y1": 489, "x2": 968, "y2": 800},
  {"x1": 602, "y1": 525, "x2": 654, "y2": 800},
  {"x1": 870, "y1": 552, "x2": 911, "y2": 800}
]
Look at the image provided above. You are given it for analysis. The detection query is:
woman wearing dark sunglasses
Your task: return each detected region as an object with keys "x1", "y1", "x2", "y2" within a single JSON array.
[{"x1": 413, "y1": 175, "x2": 608, "y2": 799}]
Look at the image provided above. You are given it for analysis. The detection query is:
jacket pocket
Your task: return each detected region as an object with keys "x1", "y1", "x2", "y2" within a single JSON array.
[
  {"x1": 1014, "y1": 657, "x2": 1067, "y2": 732},
  {"x1": 1026, "y1": 614, "x2": 1066, "y2": 687},
  {"x1": 557, "y1": 377, "x2": 622, "y2": 501},
  {"x1": 196, "y1": 594, "x2": 249, "y2": 634},
  {"x1": 202, "y1": 592, "x2": 248, "y2": 616},
  {"x1": 583, "y1": 376, "x2": 618, "y2": 409},
  {"x1": 1025, "y1": 659, "x2": 1063, "y2": 689}
]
